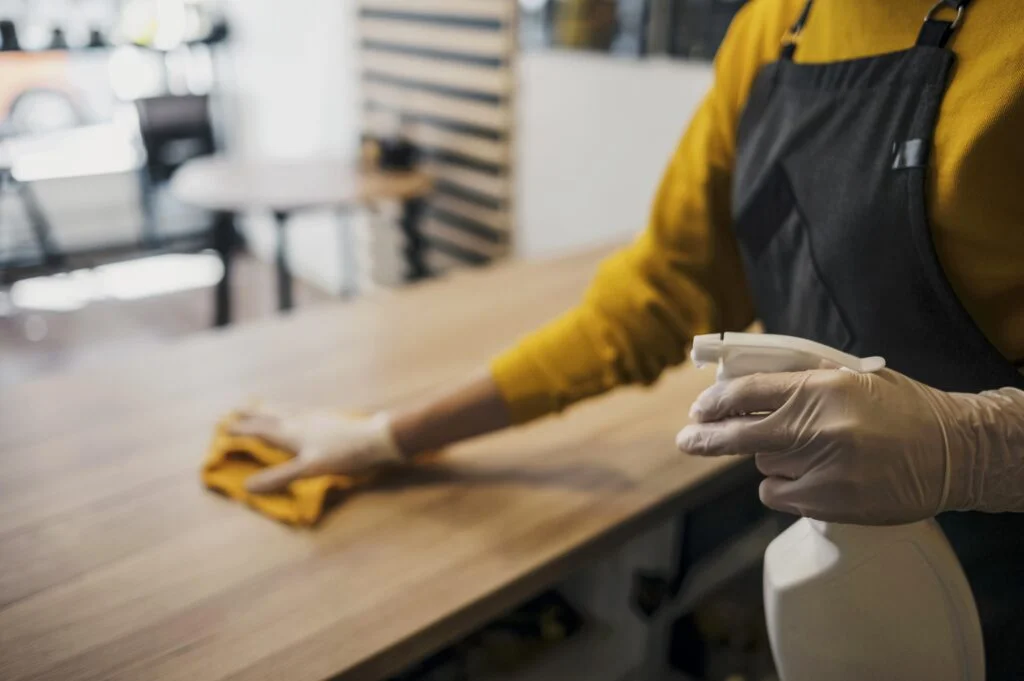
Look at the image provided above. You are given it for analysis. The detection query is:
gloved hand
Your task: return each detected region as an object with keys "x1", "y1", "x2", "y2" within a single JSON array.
[
  {"x1": 228, "y1": 406, "x2": 406, "y2": 494},
  {"x1": 676, "y1": 368, "x2": 1024, "y2": 525}
]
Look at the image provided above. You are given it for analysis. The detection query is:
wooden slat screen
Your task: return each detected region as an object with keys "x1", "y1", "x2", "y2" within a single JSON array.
[{"x1": 359, "y1": 0, "x2": 516, "y2": 269}]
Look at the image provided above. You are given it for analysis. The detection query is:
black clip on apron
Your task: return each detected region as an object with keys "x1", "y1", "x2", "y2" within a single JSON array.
[{"x1": 730, "y1": 0, "x2": 1024, "y2": 677}]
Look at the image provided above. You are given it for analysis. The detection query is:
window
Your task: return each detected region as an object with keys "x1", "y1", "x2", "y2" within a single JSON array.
[{"x1": 519, "y1": 0, "x2": 749, "y2": 60}]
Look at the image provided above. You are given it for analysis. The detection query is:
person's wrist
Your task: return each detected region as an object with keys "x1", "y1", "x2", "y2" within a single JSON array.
[
  {"x1": 934, "y1": 391, "x2": 986, "y2": 512},
  {"x1": 389, "y1": 403, "x2": 446, "y2": 459},
  {"x1": 369, "y1": 412, "x2": 407, "y2": 462}
]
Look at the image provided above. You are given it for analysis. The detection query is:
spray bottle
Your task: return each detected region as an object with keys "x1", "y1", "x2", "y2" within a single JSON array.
[{"x1": 690, "y1": 332, "x2": 984, "y2": 681}]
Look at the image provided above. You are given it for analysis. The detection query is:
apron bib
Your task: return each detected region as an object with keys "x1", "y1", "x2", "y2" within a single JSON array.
[{"x1": 730, "y1": 1, "x2": 1024, "y2": 677}]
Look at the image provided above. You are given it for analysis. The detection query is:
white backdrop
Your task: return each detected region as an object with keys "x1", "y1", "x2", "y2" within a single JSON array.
[{"x1": 515, "y1": 50, "x2": 713, "y2": 257}]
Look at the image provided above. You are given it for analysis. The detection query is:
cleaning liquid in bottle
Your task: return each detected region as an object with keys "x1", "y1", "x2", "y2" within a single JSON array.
[{"x1": 690, "y1": 332, "x2": 984, "y2": 681}]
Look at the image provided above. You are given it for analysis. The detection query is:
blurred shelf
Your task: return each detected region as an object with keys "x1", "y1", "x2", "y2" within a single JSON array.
[
  {"x1": 0, "y1": 27, "x2": 228, "y2": 56},
  {"x1": 493, "y1": 518, "x2": 778, "y2": 681},
  {"x1": 673, "y1": 517, "x2": 777, "y2": 615},
  {"x1": 482, "y1": 619, "x2": 636, "y2": 681}
]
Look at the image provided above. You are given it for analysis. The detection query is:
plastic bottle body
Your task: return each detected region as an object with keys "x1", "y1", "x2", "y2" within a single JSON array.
[{"x1": 765, "y1": 518, "x2": 984, "y2": 681}]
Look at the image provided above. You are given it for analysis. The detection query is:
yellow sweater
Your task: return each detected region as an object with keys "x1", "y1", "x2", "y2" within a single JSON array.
[{"x1": 491, "y1": 0, "x2": 1024, "y2": 424}]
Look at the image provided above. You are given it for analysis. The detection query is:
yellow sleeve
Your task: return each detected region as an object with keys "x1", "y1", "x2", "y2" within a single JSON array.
[{"x1": 491, "y1": 0, "x2": 795, "y2": 424}]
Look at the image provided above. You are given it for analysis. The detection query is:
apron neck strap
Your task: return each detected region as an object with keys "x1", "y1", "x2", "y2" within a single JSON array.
[
  {"x1": 780, "y1": 0, "x2": 815, "y2": 60},
  {"x1": 781, "y1": 0, "x2": 974, "y2": 59},
  {"x1": 917, "y1": 0, "x2": 972, "y2": 48}
]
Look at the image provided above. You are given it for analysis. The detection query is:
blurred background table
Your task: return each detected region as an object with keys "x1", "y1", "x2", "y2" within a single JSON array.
[{"x1": 171, "y1": 156, "x2": 433, "y2": 323}]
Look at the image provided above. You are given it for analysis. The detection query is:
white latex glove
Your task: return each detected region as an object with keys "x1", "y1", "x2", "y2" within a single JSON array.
[
  {"x1": 228, "y1": 406, "x2": 405, "y2": 494},
  {"x1": 676, "y1": 368, "x2": 1024, "y2": 525}
]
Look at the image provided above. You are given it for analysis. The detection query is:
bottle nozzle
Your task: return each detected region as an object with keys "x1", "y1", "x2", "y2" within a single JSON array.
[{"x1": 690, "y1": 333, "x2": 725, "y2": 368}]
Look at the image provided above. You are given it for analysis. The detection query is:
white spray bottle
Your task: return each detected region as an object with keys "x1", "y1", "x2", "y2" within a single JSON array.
[{"x1": 690, "y1": 332, "x2": 984, "y2": 681}]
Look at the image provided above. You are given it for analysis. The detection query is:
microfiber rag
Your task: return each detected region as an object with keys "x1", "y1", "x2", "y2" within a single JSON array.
[{"x1": 201, "y1": 415, "x2": 372, "y2": 526}]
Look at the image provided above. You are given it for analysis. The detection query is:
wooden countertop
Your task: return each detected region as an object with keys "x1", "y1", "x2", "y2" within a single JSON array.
[{"x1": 0, "y1": 245, "x2": 749, "y2": 681}]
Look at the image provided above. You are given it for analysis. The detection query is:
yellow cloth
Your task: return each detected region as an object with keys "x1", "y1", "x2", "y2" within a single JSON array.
[
  {"x1": 492, "y1": 0, "x2": 1024, "y2": 424},
  {"x1": 202, "y1": 417, "x2": 370, "y2": 526}
]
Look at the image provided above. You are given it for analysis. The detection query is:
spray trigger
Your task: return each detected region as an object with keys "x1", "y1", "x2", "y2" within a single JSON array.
[{"x1": 690, "y1": 332, "x2": 885, "y2": 380}]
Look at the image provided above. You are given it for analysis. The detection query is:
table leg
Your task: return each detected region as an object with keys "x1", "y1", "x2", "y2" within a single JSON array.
[
  {"x1": 17, "y1": 179, "x2": 63, "y2": 267},
  {"x1": 0, "y1": 171, "x2": 6, "y2": 284},
  {"x1": 399, "y1": 197, "x2": 430, "y2": 282},
  {"x1": 337, "y1": 208, "x2": 358, "y2": 299},
  {"x1": 633, "y1": 514, "x2": 690, "y2": 680},
  {"x1": 274, "y1": 210, "x2": 293, "y2": 311},
  {"x1": 212, "y1": 210, "x2": 236, "y2": 327},
  {"x1": 137, "y1": 168, "x2": 159, "y2": 249}
]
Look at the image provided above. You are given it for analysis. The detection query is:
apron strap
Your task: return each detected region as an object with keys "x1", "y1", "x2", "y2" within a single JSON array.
[
  {"x1": 780, "y1": 0, "x2": 815, "y2": 60},
  {"x1": 917, "y1": 0, "x2": 972, "y2": 48}
]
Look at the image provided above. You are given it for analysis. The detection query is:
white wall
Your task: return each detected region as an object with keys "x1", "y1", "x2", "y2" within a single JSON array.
[
  {"x1": 515, "y1": 50, "x2": 713, "y2": 257},
  {"x1": 218, "y1": 0, "x2": 404, "y2": 292},
  {"x1": 220, "y1": 0, "x2": 358, "y2": 160}
]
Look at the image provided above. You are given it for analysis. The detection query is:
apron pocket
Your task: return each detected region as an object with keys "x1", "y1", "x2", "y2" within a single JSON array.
[{"x1": 734, "y1": 167, "x2": 853, "y2": 350}]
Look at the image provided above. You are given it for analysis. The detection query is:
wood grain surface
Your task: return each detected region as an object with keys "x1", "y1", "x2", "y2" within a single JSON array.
[{"x1": 0, "y1": 245, "x2": 750, "y2": 681}]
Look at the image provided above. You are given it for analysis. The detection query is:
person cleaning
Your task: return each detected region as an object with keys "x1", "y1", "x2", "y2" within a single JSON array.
[{"x1": 225, "y1": 1, "x2": 1024, "y2": 677}]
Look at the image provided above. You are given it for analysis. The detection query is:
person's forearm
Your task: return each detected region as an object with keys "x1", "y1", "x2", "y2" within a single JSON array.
[
  {"x1": 387, "y1": 369, "x2": 513, "y2": 457},
  {"x1": 946, "y1": 386, "x2": 1024, "y2": 513}
]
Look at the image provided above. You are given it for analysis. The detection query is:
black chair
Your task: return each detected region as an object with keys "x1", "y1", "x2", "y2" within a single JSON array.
[
  {"x1": 134, "y1": 94, "x2": 233, "y2": 325},
  {"x1": 135, "y1": 94, "x2": 216, "y2": 184},
  {"x1": 0, "y1": 19, "x2": 20, "y2": 52},
  {"x1": 134, "y1": 94, "x2": 217, "y2": 243}
]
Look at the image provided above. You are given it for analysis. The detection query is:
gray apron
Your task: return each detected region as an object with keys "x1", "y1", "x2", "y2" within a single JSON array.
[{"x1": 730, "y1": 1, "x2": 1024, "y2": 677}]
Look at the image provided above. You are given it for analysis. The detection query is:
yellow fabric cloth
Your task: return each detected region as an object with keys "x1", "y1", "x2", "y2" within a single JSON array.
[
  {"x1": 202, "y1": 417, "x2": 369, "y2": 526},
  {"x1": 491, "y1": 0, "x2": 1024, "y2": 424}
]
